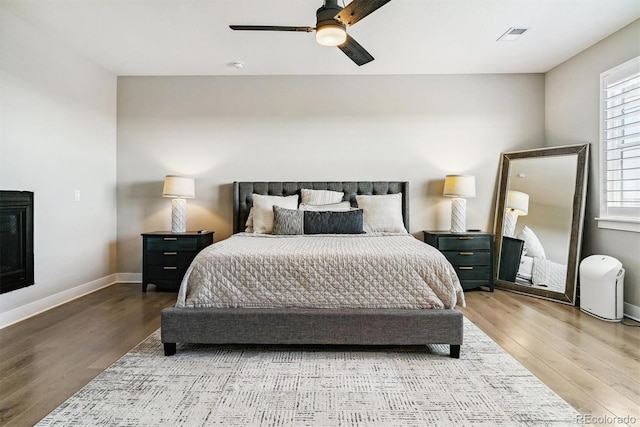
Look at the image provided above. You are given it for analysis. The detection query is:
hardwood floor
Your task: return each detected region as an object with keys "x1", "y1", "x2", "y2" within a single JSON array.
[
  {"x1": 461, "y1": 289, "x2": 640, "y2": 425},
  {"x1": 0, "y1": 284, "x2": 638, "y2": 426},
  {"x1": 0, "y1": 284, "x2": 176, "y2": 426}
]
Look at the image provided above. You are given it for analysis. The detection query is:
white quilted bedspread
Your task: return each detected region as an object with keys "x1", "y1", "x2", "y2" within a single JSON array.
[
  {"x1": 176, "y1": 233, "x2": 465, "y2": 310},
  {"x1": 532, "y1": 257, "x2": 567, "y2": 293}
]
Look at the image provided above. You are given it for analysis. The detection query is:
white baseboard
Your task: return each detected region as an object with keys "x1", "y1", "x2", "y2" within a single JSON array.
[
  {"x1": 117, "y1": 273, "x2": 142, "y2": 283},
  {"x1": 624, "y1": 302, "x2": 640, "y2": 322},
  {"x1": 0, "y1": 274, "x2": 118, "y2": 330}
]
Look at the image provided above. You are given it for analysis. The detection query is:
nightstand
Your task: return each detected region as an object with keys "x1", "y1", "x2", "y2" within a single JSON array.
[
  {"x1": 423, "y1": 231, "x2": 494, "y2": 292},
  {"x1": 498, "y1": 236, "x2": 525, "y2": 282},
  {"x1": 141, "y1": 231, "x2": 214, "y2": 292}
]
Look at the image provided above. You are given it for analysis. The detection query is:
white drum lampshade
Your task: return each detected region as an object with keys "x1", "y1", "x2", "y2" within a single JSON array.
[
  {"x1": 503, "y1": 190, "x2": 529, "y2": 237},
  {"x1": 443, "y1": 175, "x2": 476, "y2": 233},
  {"x1": 162, "y1": 176, "x2": 195, "y2": 233}
]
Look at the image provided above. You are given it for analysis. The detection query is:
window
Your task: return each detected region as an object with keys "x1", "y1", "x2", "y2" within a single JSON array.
[{"x1": 598, "y1": 56, "x2": 640, "y2": 232}]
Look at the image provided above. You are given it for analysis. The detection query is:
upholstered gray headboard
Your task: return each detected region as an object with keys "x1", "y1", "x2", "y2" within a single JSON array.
[{"x1": 233, "y1": 181, "x2": 410, "y2": 234}]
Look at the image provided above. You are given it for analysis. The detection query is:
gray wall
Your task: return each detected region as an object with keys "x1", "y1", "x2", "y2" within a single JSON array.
[
  {"x1": 116, "y1": 74, "x2": 545, "y2": 273},
  {"x1": 545, "y1": 20, "x2": 640, "y2": 311},
  {"x1": 0, "y1": 8, "x2": 117, "y2": 323}
]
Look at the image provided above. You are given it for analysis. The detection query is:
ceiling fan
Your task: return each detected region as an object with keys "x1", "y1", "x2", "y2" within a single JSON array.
[{"x1": 229, "y1": 0, "x2": 392, "y2": 66}]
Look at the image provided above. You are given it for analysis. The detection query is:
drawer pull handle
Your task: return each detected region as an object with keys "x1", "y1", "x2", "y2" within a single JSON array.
[
  {"x1": 163, "y1": 266, "x2": 178, "y2": 270},
  {"x1": 164, "y1": 252, "x2": 178, "y2": 256},
  {"x1": 458, "y1": 236, "x2": 473, "y2": 240},
  {"x1": 459, "y1": 266, "x2": 474, "y2": 270},
  {"x1": 459, "y1": 252, "x2": 474, "y2": 256},
  {"x1": 163, "y1": 237, "x2": 178, "y2": 241}
]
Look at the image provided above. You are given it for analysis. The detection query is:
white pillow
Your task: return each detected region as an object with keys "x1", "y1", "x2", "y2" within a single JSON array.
[
  {"x1": 355, "y1": 193, "x2": 407, "y2": 234},
  {"x1": 517, "y1": 226, "x2": 546, "y2": 259},
  {"x1": 301, "y1": 189, "x2": 344, "y2": 205},
  {"x1": 244, "y1": 207, "x2": 255, "y2": 233},
  {"x1": 251, "y1": 194, "x2": 299, "y2": 234},
  {"x1": 299, "y1": 201, "x2": 351, "y2": 211}
]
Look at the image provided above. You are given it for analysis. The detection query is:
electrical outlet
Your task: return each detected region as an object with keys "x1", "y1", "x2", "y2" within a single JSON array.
[{"x1": 74, "y1": 190, "x2": 81, "y2": 202}]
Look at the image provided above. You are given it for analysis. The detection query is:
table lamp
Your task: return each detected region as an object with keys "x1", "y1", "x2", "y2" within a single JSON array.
[
  {"x1": 162, "y1": 176, "x2": 195, "y2": 233},
  {"x1": 443, "y1": 175, "x2": 476, "y2": 233},
  {"x1": 503, "y1": 190, "x2": 529, "y2": 237}
]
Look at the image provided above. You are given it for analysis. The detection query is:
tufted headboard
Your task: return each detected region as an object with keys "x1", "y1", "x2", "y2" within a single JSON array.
[{"x1": 233, "y1": 181, "x2": 410, "y2": 234}]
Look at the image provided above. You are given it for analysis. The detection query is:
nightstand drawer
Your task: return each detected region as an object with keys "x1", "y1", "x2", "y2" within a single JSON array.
[
  {"x1": 146, "y1": 237, "x2": 199, "y2": 251},
  {"x1": 441, "y1": 251, "x2": 491, "y2": 266},
  {"x1": 145, "y1": 266, "x2": 188, "y2": 282},
  {"x1": 454, "y1": 266, "x2": 491, "y2": 280},
  {"x1": 436, "y1": 236, "x2": 492, "y2": 251},
  {"x1": 145, "y1": 251, "x2": 196, "y2": 268}
]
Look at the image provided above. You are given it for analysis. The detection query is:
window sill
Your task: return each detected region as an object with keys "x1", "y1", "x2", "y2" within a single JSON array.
[{"x1": 595, "y1": 218, "x2": 640, "y2": 233}]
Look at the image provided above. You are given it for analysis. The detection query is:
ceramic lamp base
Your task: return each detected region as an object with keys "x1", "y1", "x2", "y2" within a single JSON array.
[
  {"x1": 502, "y1": 210, "x2": 518, "y2": 237},
  {"x1": 450, "y1": 198, "x2": 466, "y2": 233},
  {"x1": 171, "y1": 198, "x2": 187, "y2": 233}
]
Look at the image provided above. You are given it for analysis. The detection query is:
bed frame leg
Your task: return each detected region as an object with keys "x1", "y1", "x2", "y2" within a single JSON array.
[
  {"x1": 164, "y1": 343, "x2": 176, "y2": 356},
  {"x1": 450, "y1": 344, "x2": 461, "y2": 358}
]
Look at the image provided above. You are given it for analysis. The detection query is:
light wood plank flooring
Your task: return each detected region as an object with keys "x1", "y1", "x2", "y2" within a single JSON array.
[
  {"x1": 460, "y1": 289, "x2": 639, "y2": 425},
  {"x1": 0, "y1": 284, "x2": 638, "y2": 426}
]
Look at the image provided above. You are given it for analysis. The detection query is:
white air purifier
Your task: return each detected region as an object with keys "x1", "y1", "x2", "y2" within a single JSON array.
[{"x1": 579, "y1": 255, "x2": 625, "y2": 321}]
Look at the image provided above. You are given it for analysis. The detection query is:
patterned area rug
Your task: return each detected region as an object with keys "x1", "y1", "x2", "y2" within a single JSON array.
[{"x1": 38, "y1": 318, "x2": 579, "y2": 426}]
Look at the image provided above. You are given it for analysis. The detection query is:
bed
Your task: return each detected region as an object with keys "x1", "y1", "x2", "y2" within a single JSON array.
[
  {"x1": 161, "y1": 181, "x2": 465, "y2": 358},
  {"x1": 500, "y1": 231, "x2": 568, "y2": 293},
  {"x1": 516, "y1": 255, "x2": 567, "y2": 293}
]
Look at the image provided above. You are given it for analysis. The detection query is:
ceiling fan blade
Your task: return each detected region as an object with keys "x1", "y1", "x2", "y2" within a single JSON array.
[
  {"x1": 334, "y1": 0, "x2": 391, "y2": 26},
  {"x1": 337, "y1": 34, "x2": 374, "y2": 66},
  {"x1": 229, "y1": 25, "x2": 313, "y2": 32}
]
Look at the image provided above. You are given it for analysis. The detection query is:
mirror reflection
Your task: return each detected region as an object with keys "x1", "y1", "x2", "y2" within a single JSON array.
[{"x1": 494, "y1": 144, "x2": 589, "y2": 304}]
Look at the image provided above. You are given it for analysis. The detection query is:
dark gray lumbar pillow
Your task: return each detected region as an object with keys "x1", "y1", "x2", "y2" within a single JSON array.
[{"x1": 303, "y1": 209, "x2": 365, "y2": 235}]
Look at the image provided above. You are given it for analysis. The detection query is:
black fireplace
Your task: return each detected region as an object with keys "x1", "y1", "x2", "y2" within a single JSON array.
[{"x1": 0, "y1": 191, "x2": 34, "y2": 294}]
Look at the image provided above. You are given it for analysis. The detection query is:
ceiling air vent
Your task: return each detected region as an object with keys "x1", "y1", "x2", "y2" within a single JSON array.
[{"x1": 497, "y1": 27, "x2": 528, "y2": 42}]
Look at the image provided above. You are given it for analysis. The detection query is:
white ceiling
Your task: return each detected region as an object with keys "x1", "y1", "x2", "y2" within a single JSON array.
[{"x1": 2, "y1": 0, "x2": 639, "y2": 76}]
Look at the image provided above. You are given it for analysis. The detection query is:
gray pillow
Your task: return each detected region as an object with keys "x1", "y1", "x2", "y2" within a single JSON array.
[
  {"x1": 272, "y1": 205, "x2": 304, "y2": 235},
  {"x1": 303, "y1": 209, "x2": 365, "y2": 235}
]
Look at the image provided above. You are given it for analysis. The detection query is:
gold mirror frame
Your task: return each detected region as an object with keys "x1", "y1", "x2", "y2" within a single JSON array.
[{"x1": 494, "y1": 144, "x2": 589, "y2": 304}]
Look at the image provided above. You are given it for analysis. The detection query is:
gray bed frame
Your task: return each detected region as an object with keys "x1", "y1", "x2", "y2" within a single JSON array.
[{"x1": 161, "y1": 181, "x2": 463, "y2": 358}]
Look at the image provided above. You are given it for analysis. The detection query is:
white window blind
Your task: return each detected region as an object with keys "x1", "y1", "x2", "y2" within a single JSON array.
[{"x1": 600, "y1": 56, "x2": 640, "y2": 225}]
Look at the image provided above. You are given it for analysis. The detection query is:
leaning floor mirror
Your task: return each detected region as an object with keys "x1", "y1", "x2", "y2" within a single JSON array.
[{"x1": 494, "y1": 144, "x2": 589, "y2": 305}]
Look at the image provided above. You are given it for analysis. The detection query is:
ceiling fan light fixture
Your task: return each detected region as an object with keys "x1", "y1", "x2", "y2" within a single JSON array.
[
  {"x1": 230, "y1": 0, "x2": 390, "y2": 65},
  {"x1": 315, "y1": 22, "x2": 347, "y2": 46}
]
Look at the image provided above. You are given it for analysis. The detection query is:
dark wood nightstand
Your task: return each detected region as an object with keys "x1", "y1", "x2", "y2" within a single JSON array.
[
  {"x1": 498, "y1": 236, "x2": 525, "y2": 282},
  {"x1": 141, "y1": 231, "x2": 214, "y2": 292},
  {"x1": 423, "y1": 231, "x2": 494, "y2": 292}
]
